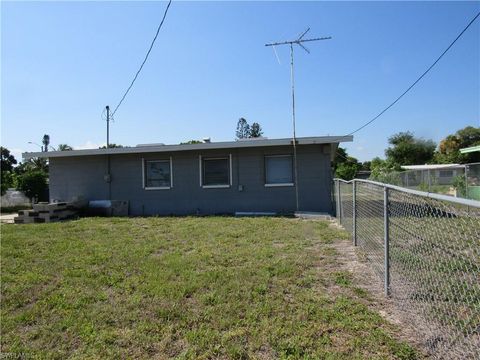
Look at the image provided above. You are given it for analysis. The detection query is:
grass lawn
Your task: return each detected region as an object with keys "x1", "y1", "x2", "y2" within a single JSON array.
[{"x1": 1, "y1": 217, "x2": 418, "y2": 359}]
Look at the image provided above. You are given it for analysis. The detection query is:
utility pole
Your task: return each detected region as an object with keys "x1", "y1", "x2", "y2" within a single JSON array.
[
  {"x1": 105, "y1": 105, "x2": 111, "y2": 200},
  {"x1": 265, "y1": 28, "x2": 331, "y2": 212},
  {"x1": 106, "y1": 105, "x2": 110, "y2": 148}
]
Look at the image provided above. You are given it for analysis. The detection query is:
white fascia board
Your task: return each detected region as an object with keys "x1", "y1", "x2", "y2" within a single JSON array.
[
  {"x1": 23, "y1": 135, "x2": 354, "y2": 160},
  {"x1": 401, "y1": 164, "x2": 464, "y2": 170}
]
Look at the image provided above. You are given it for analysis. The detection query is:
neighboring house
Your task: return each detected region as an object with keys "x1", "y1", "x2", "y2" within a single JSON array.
[
  {"x1": 23, "y1": 136, "x2": 352, "y2": 216},
  {"x1": 400, "y1": 164, "x2": 464, "y2": 186}
]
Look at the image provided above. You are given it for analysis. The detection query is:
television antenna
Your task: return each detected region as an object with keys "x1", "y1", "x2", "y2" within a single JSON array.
[{"x1": 265, "y1": 28, "x2": 331, "y2": 212}]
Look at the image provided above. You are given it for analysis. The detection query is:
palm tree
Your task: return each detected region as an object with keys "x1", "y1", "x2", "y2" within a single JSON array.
[
  {"x1": 42, "y1": 134, "x2": 50, "y2": 152},
  {"x1": 58, "y1": 144, "x2": 73, "y2": 151}
]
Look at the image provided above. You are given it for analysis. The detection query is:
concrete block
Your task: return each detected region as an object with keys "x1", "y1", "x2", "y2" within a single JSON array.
[
  {"x1": 19, "y1": 216, "x2": 36, "y2": 224},
  {"x1": 18, "y1": 210, "x2": 39, "y2": 217},
  {"x1": 33, "y1": 203, "x2": 67, "y2": 212},
  {"x1": 57, "y1": 210, "x2": 77, "y2": 219},
  {"x1": 38, "y1": 213, "x2": 60, "y2": 222},
  {"x1": 33, "y1": 204, "x2": 51, "y2": 212}
]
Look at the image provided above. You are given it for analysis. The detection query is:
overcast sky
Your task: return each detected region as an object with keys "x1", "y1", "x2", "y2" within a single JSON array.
[{"x1": 2, "y1": 1, "x2": 479, "y2": 162}]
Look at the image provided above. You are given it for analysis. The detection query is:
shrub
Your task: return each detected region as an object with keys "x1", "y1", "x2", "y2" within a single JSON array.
[{"x1": 17, "y1": 170, "x2": 48, "y2": 202}]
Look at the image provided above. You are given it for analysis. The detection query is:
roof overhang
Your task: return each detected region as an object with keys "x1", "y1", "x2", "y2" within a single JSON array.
[{"x1": 23, "y1": 135, "x2": 353, "y2": 160}]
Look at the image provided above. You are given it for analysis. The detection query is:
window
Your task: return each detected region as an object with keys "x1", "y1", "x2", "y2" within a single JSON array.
[
  {"x1": 265, "y1": 155, "x2": 294, "y2": 186},
  {"x1": 143, "y1": 159, "x2": 172, "y2": 189},
  {"x1": 200, "y1": 155, "x2": 231, "y2": 188}
]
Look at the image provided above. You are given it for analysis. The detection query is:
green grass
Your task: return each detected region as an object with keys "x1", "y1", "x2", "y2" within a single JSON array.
[{"x1": 1, "y1": 217, "x2": 418, "y2": 359}]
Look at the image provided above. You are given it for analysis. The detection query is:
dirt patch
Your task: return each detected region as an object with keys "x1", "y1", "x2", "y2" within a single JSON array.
[{"x1": 315, "y1": 221, "x2": 427, "y2": 354}]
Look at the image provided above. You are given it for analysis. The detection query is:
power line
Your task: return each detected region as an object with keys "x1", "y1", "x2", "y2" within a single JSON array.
[
  {"x1": 111, "y1": 0, "x2": 173, "y2": 116},
  {"x1": 343, "y1": 10, "x2": 480, "y2": 138},
  {"x1": 334, "y1": 11, "x2": 480, "y2": 163}
]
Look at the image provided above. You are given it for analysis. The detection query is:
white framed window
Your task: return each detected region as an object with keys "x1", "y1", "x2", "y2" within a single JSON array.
[
  {"x1": 199, "y1": 155, "x2": 232, "y2": 188},
  {"x1": 142, "y1": 158, "x2": 173, "y2": 190},
  {"x1": 265, "y1": 155, "x2": 294, "y2": 187}
]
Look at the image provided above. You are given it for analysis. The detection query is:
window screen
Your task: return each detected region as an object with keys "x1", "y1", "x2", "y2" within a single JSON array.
[
  {"x1": 145, "y1": 160, "x2": 171, "y2": 188},
  {"x1": 203, "y1": 158, "x2": 229, "y2": 186},
  {"x1": 265, "y1": 155, "x2": 293, "y2": 184}
]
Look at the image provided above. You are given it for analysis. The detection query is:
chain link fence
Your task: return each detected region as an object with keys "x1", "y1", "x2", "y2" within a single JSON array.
[
  {"x1": 370, "y1": 162, "x2": 480, "y2": 201},
  {"x1": 334, "y1": 178, "x2": 480, "y2": 359}
]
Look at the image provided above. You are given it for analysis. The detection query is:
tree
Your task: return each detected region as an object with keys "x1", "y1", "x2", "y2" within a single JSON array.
[
  {"x1": 11, "y1": 155, "x2": 49, "y2": 201},
  {"x1": 333, "y1": 147, "x2": 361, "y2": 180},
  {"x1": 335, "y1": 161, "x2": 360, "y2": 180},
  {"x1": 1, "y1": 147, "x2": 17, "y2": 194},
  {"x1": 42, "y1": 134, "x2": 50, "y2": 152},
  {"x1": 58, "y1": 144, "x2": 73, "y2": 151},
  {"x1": 17, "y1": 170, "x2": 48, "y2": 202},
  {"x1": 360, "y1": 161, "x2": 371, "y2": 171},
  {"x1": 236, "y1": 118, "x2": 265, "y2": 139},
  {"x1": 99, "y1": 144, "x2": 124, "y2": 149},
  {"x1": 249, "y1": 122, "x2": 263, "y2": 138},
  {"x1": 180, "y1": 140, "x2": 203, "y2": 145},
  {"x1": 236, "y1": 118, "x2": 250, "y2": 139},
  {"x1": 15, "y1": 158, "x2": 49, "y2": 174},
  {"x1": 385, "y1": 131, "x2": 436, "y2": 166},
  {"x1": 371, "y1": 157, "x2": 401, "y2": 173},
  {"x1": 334, "y1": 147, "x2": 348, "y2": 165},
  {"x1": 434, "y1": 126, "x2": 480, "y2": 164},
  {"x1": 369, "y1": 157, "x2": 402, "y2": 184},
  {"x1": 1, "y1": 147, "x2": 17, "y2": 174}
]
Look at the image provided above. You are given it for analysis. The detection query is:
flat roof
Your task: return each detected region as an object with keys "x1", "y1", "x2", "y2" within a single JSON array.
[
  {"x1": 23, "y1": 135, "x2": 353, "y2": 160},
  {"x1": 401, "y1": 164, "x2": 465, "y2": 170},
  {"x1": 460, "y1": 145, "x2": 480, "y2": 154}
]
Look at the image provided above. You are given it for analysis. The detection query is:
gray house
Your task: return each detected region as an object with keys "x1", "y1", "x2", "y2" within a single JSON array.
[{"x1": 24, "y1": 136, "x2": 352, "y2": 216}]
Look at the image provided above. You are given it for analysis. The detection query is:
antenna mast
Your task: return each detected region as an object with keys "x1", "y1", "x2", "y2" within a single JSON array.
[
  {"x1": 106, "y1": 105, "x2": 110, "y2": 148},
  {"x1": 265, "y1": 28, "x2": 331, "y2": 212}
]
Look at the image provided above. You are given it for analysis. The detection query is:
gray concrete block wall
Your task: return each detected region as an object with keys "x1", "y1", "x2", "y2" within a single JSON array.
[{"x1": 49, "y1": 144, "x2": 334, "y2": 216}]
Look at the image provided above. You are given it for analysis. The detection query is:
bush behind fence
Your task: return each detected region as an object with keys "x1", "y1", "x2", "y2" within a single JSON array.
[{"x1": 334, "y1": 179, "x2": 480, "y2": 359}]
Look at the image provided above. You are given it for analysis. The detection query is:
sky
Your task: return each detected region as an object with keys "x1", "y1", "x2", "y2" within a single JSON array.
[{"x1": 2, "y1": 1, "x2": 479, "y2": 162}]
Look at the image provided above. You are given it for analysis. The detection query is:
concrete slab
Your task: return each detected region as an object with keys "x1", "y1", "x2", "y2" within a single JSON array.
[
  {"x1": 235, "y1": 212, "x2": 277, "y2": 217},
  {"x1": 294, "y1": 212, "x2": 332, "y2": 220},
  {"x1": 0, "y1": 214, "x2": 17, "y2": 224}
]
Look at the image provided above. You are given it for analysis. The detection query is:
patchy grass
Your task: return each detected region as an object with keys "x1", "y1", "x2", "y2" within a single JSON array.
[{"x1": 1, "y1": 217, "x2": 418, "y2": 359}]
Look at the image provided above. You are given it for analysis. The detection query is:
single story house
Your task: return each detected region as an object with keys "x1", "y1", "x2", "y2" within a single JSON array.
[
  {"x1": 400, "y1": 164, "x2": 465, "y2": 186},
  {"x1": 23, "y1": 136, "x2": 352, "y2": 216}
]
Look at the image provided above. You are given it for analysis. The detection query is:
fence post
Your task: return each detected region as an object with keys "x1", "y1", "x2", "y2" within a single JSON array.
[
  {"x1": 428, "y1": 170, "x2": 431, "y2": 192},
  {"x1": 384, "y1": 186, "x2": 390, "y2": 296},
  {"x1": 465, "y1": 165, "x2": 469, "y2": 198},
  {"x1": 333, "y1": 180, "x2": 339, "y2": 220},
  {"x1": 334, "y1": 180, "x2": 338, "y2": 218},
  {"x1": 353, "y1": 180, "x2": 357, "y2": 246},
  {"x1": 337, "y1": 181, "x2": 342, "y2": 224}
]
